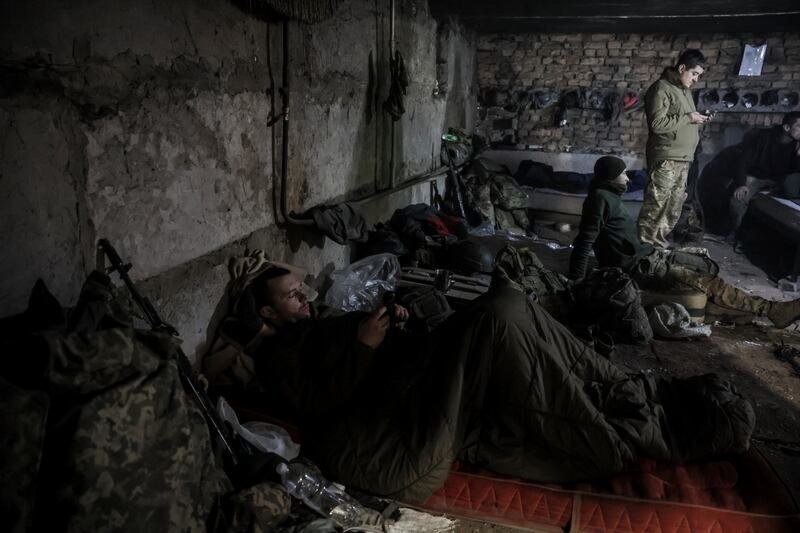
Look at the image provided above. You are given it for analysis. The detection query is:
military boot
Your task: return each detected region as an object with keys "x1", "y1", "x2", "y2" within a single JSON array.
[{"x1": 766, "y1": 299, "x2": 800, "y2": 328}]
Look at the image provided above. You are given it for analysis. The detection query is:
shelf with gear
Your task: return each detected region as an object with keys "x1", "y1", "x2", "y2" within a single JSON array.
[{"x1": 695, "y1": 88, "x2": 800, "y2": 114}]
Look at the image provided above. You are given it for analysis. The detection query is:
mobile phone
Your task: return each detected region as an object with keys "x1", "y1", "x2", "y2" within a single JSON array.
[
  {"x1": 702, "y1": 109, "x2": 715, "y2": 118},
  {"x1": 382, "y1": 291, "x2": 396, "y2": 323}
]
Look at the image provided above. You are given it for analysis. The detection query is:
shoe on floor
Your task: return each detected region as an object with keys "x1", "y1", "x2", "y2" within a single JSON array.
[{"x1": 767, "y1": 298, "x2": 800, "y2": 328}]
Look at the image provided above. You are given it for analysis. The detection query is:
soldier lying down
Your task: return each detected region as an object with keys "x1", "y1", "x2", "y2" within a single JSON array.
[{"x1": 222, "y1": 265, "x2": 755, "y2": 502}]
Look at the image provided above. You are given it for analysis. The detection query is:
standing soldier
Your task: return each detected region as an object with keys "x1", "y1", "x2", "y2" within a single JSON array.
[{"x1": 639, "y1": 49, "x2": 711, "y2": 247}]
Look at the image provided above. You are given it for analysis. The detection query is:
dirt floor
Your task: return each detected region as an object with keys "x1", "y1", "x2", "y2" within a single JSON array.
[{"x1": 446, "y1": 223, "x2": 800, "y2": 532}]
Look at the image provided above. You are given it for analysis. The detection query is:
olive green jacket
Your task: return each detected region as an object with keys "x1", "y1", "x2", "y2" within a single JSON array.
[
  {"x1": 644, "y1": 68, "x2": 700, "y2": 165},
  {"x1": 253, "y1": 285, "x2": 755, "y2": 502}
]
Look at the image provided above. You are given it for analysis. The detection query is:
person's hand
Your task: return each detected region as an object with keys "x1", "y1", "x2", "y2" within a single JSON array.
[
  {"x1": 358, "y1": 307, "x2": 390, "y2": 349},
  {"x1": 689, "y1": 111, "x2": 710, "y2": 124},
  {"x1": 393, "y1": 304, "x2": 410, "y2": 323},
  {"x1": 733, "y1": 185, "x2": 749, "y2": 201}
]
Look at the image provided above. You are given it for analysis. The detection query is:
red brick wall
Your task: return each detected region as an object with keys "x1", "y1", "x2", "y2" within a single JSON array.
[{"x1": 476, "y1": 33, "x2": 800, "y2": 160}]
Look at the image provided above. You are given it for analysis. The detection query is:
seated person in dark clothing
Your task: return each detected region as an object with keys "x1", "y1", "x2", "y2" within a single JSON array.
[
  {"x1": 241, "y1": 262, "x2": 754, "y2": 503},
  {"x1": 728, "y1": 112, "x2": 800, "y2": 240},
  {"x1": 570, "y1": 155, "x2": 800, "y2": 328}
]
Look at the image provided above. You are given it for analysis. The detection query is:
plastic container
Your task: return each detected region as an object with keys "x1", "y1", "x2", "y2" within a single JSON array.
[{"x1": 276, "y1": 461, "x2": 366, "y2": 528}]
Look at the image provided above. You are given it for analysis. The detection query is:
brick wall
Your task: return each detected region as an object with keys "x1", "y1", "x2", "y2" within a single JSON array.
[{"x1": 476, "y1": 32, "x2": 800, "y2": 163}]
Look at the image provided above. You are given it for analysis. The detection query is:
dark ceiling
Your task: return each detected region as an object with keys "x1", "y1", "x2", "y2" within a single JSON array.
[{"x1": 430, "y1": 0, "x2": 800, "y2": 34}]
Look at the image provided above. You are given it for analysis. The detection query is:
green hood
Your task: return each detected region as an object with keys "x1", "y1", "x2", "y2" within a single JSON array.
[{"x1": 591, "y1": 179, "x2": 628, "y2": 195}]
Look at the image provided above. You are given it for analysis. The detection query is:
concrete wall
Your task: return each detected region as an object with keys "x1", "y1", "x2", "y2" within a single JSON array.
[
  {"x1": 476, "y1": 32, "x2": 800, "y2": 163},
  {"x1": 0, "y1": 0, "x2": 477, "y2": 358}
]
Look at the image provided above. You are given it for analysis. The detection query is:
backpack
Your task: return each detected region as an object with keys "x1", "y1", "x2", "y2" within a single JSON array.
[
  {"x1": 397, "y1": 287, "x2": 453, "y2": 333},
  {"x1": 570, "y1": 267, "x2": 653, "y2": 345},
  {"x1": 493, "y1": 245, "x2": 570, "y2": 319}
]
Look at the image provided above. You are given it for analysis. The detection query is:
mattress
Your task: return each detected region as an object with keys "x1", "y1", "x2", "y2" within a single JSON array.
[
  {"x1": 479, "y1": 149, "x2": 645, "y2": 176},
  {"x1": 229, "y1": 396, "x2": 799, "y2": 533},
  {"x1": 524, "y1": 186, "x2": 643, "y2": 225},
  {"x1": 409, "y1": 449, "x2": 800, "y2": 532}
]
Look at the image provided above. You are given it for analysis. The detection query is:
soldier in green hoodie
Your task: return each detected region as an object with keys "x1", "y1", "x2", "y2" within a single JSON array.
[
  {"x1": 639, "y1": 49, "x2": 712, "y2": 247},
  {"x1": 570, "y1": 156, "x2": 800, "y2": 329}
]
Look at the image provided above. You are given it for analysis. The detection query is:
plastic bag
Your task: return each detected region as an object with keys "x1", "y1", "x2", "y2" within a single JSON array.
[
  {"x1": 467, "y1": 219, "x2": 496, "y2": 237},
  {"x1": 241, "y1": 421, "x2": 300, "y2": 458},
  {"x1": 217, "y1": 397, "x2": 300, "y2": 460},
  {"x1": 494, "y1": 229, "x2": 538, "y2": 242},
  {"x1": 648, "y1": 302, "x2": 711, "y2": 339},
  {"x1": 324, "y1": 253, "x2": 400, "y2": 312}
]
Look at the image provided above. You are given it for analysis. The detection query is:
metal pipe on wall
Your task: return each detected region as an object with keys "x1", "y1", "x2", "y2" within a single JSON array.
[
  {"x1": 352, "y1": 164, "x2": 450, "y2": 207},
  {"x1": 278, "y1": 20, "x2": 313, "y2": 226},
  {"x1": 387, "y1": 0, "x2": 396, "y2": 190}
]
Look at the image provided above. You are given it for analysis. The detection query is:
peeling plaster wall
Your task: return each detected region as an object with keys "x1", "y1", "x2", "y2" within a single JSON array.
[
  {"x1": 84, "y1": 90, "x2": 273, "y2": 279},
  {"x1": 285, "y1": 1, "x2": 477, "y2": 210},
  {"x1": 0, "y1": 0, "x2": 476, "y2": 358}
]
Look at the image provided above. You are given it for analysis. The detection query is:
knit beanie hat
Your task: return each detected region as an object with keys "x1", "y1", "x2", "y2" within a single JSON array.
[{"x1": 593, "y1": 156, "x2": 627, "y2": 181}]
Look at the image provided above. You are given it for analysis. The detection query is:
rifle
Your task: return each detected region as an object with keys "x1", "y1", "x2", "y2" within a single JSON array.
[
  {"x1": 97, "y1": 239, "x2": 252, "y2": 478},
  {"x1": 441, "y1": 133, "x2": 468, "y2": 220}
]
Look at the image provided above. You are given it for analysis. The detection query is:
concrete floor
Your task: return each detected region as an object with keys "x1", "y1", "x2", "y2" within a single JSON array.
[{"x1": 443, "y1": 223, "x2": 800, "y2": 532}]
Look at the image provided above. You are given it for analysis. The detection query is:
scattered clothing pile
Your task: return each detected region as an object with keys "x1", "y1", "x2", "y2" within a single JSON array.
[{"x1": 461, "y1": 157, "x2": 531, "y2": 235}]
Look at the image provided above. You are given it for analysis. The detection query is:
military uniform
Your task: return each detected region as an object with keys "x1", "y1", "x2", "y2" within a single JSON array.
[
  {"x1": 571, "y1": 165, "x2": 800, "y2": 327},
  {"x1": 634, "y1": 247, "x2": 773, "y2": 318},
  {"x1": 640, "y1": 68, "x2": 701, "y2": 247}
]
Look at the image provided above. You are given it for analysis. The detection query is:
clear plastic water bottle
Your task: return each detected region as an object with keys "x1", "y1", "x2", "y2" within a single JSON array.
[{"x1": 276, "y1": 461, "x2": 366, "y2": 528}]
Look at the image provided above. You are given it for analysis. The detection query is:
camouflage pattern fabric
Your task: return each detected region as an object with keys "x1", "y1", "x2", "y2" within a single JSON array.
[
  {"x1": 489, "y1": 173, "x2": 529, "y2": 211},
  {"x1": 638, "y1": 159, "x2": 691, "y2": 247},
  {"x1": 636, "y1": 249, "x2": 772, "y2": 316},
  {"x1": 225, "y1": 481, "x2": 291, "y2": 533},
  {"x1": 0, "y1": 377, "x2": 49, "y2": 533},
  {"x1": 635, "y1": 248, "x2": 718, "y2": 284},
  {"x1": 471, "y1": 177, "x2": 496, "y2": 226},
  {"x1": 38, "y1": 327, "x2": 233, "y2": 532},
  {"x1": 1, "y1": 273, "x2": 234, "y2": 533},
  {"x1": 464, "y1": 163, "x2": 531, "y2": 235},
  {"x1": 494, "y1": 208, "x2": 530, "y2": 235},
  {"x1": 493, "y1": 245, "x2": 569, "y2": 318},
  {"x1": 490, "y1": 174, "x2": 530, "y2": 234}
]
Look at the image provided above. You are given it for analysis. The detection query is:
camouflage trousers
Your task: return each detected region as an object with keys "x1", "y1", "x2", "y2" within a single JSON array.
[
  {"x1": 636, "y1": 248, "x2": 771, "y2": 315},
  {"x1": 638, "y1": 160, "x2": 692, "y2": 247}
]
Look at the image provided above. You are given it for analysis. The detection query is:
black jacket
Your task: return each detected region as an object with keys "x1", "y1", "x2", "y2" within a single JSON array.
[
  {"x1": 733, "y1": 126, "x2": 800, "y2": 187},
  {"x1": 570, "y1": 181, "x2": 654, "y2": 279}
]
